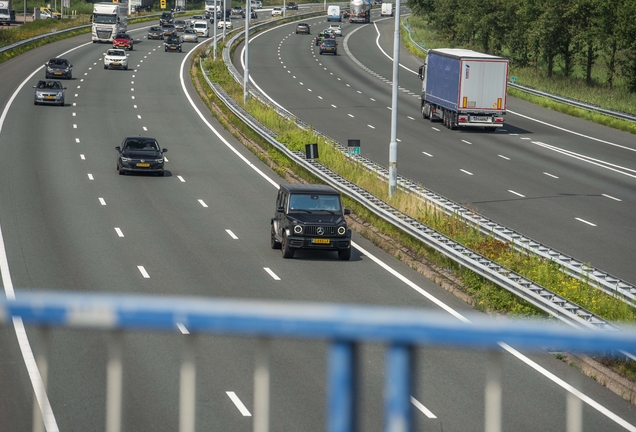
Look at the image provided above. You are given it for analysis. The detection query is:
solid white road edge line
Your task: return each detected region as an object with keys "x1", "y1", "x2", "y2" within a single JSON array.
[
  {"x1": 180, "y1": 35, "x2": 636, "y2": 430},
  {"x1": 226, "y1": 391, "x2": 252, "y2": 416}
]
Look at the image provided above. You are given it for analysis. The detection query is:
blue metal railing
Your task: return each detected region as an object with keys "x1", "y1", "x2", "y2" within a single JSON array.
[{"x1": 2, "y1": 290, "x2": 636, "y2": 432}]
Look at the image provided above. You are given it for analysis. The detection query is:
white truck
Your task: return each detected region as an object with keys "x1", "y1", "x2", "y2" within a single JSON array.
[
  {"x1": 349, "y1": 0, "x2": 371, "y2": 23},
  {"x1": 418, "y1": 48, "x2": 508, "y2": 131},
  {"x1": 91, "y1": 2, "x2": 128, "y2": 43},
  {"x1": 327, "y1": 5, "x2": 340, "y2": 22},
  {"x1": 0, "y1": 0, "x2": 16, "y2": 25},
  {"x1": 380, "y1": 2, "x2": 392, "y2": 17}
]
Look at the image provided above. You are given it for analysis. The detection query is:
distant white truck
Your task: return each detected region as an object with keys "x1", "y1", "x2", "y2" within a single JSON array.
[
  {"x1": 0, "y1": 0, "x2": 16, "y2": 25},
  {"x1": 327, "y1": 5, "x2": 340, "y2": 22},
  {"x1": 91, "y1": 2, "x2": 128, "y2": 43},
  {"x1": 380, "y1": 2, "x2": 393, "y2": 17}
]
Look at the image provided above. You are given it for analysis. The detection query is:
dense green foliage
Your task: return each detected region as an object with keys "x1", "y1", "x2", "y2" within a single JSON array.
[{"x1": 407, "y1": 0, "x2": 636, "y2": 91}]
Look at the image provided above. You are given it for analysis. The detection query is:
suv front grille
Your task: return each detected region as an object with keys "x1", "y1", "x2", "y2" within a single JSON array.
[{"x1": 304, "y1": 226, "x2": 338, "y2": 236}]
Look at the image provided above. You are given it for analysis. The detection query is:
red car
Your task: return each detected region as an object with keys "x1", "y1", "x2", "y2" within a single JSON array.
[{"x1": 113, "y1": 33, "x2": 134, "y2": 51}]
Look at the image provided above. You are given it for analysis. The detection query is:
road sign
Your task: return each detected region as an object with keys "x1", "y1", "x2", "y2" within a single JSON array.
[
  {"x1": 160, "y1": 0, "x2": 166, "y2": 8},
  {"x1": 347, "y1": 139, "x2": 360, "y2": 155}
]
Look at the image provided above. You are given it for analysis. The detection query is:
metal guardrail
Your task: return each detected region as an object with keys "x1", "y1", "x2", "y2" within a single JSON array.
[
  {"x1": 3, "y1": 290, "x2": 636, "y2": 432},
  {"x1": 203, "y1": 56, "x2": 616, "y2": 331},
  {"x1": 221, "y1": 14, "x2": 636, "y2": 312}
]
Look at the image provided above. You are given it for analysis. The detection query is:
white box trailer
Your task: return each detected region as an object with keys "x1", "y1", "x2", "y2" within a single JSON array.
[{"x1": 418, "y1": 48, "x2": 508, "y2": 131}]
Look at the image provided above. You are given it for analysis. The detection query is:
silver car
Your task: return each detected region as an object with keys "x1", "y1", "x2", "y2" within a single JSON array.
[
  {"x1": 103, "y1": 49, "x2": 129, "y2": 70},
  {"x1": 182, "y1": 29, "x2": 199, "y2": 42},
  {"x1": 33, "y1": 79, "x2": 66, "y2": 106}
]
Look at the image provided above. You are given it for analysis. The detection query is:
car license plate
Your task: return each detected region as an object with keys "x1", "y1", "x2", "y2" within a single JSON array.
[
  {"x1": 45, "y1": 96, "x2": 55, "y2": 99},
  {"x1": 312, "y1": 238, "x2": 330, "y2": 245},
  {"x1": 171, "y1": 47, "x2": 176, "y2": 50},
  {"x1": 137, "y1": 163, "x2": 150, "y2": 167},
  {"x1": 471, "y1": 116, "x2": 491, "y2": 122},
  {"x1": 54, "y1": 72, "x2": 62, "y2": 75},
  {"x1": 113, "y1": 62, "x2": 120, "y2": 65}
]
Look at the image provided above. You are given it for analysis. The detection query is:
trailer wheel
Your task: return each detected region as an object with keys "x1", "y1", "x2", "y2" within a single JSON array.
[
  {"x1": 450, "y1": 112, "x2": 457, "y2": 130},
  {"x1": 421, "y1": 104, "x2": 428, "y2": 119}
]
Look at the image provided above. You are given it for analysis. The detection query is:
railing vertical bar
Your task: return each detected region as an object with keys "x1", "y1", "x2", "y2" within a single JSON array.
[
  {"x1": 385, "y1": 343, "x2": 413, "y2": 432},
  {"x1": 566, "y1": 372, "x2": 583, "y2": 432},
  {"x1": 179, "y1": 335, "x2": 196, "y2": 432},
  {"x1": 485, "y1": 349, "x2": 502, "y2": 432},
  {"x1": 106, "y1": 331, "x2": 123, "y2": 432},
  {"x1": 32, "y1": 327, "x2": 49, "y2": 432},
  {"x1": 253, "y1": 338, "x2": 271, "y2": 432},
  {"x1": 328, "y1": 340, "x2": 358, "y2": 432}
]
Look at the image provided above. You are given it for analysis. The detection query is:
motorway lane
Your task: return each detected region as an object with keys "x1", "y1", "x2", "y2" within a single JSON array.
[
  {"x1": 242, "y1": 11, "x2": 636, "y2": 287},
  {"x1": 3, "y1": 21, "x2": 636, "y2": 432}
]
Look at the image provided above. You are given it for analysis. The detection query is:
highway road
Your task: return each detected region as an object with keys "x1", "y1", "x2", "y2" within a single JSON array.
[
  {"x1": 238, "y1": 10, "x2": 636, "y2": 288},
  {"x1": 1, "y1": 17, "x2": 636, "y2": 432}
]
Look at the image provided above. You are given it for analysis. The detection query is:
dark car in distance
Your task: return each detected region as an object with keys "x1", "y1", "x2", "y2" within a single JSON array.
[
  {"x1": 271, "y1": 184, "x2": 352, "y2": 260},
  {"x1": 319, "y1": 38, "x2": 337, "y2": 55},
  {"x1": 164, "y1": 36, "x2": 182, "y2": 52},
  {"x1": 44, "y1": 58, "x2": 72, "y2": 79},
  {"x1": 162, "y1": 23, "x2": 177, "y2": 38},
  {"x1": 295, "y1": 22, "x2": 310, "y2": 34},
  {"x1": 286, "y1": 1, "x2": 298, "y2": 9},
  {"x1": 160, "y1": 11, "x2": 174, "y2": 25},
  {"x1": 147, "y1": 26, "x2": 164, "y2": 39},
  {"x1": 116, "y1": 137, "x2": 168, "y2": 176}
]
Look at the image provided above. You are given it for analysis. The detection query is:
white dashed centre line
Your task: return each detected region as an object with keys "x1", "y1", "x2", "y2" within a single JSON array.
[
  {"x1": 370, "y1": 98, "x2": 375, "y2": 101},
  {"x1": 461, "y1": 140, "x2": 472, "y2": 145},
  {"x1": 602, "y1": 194, "x2": 622, "y2": 201},
  {"x1": 80, "y1": 154, "x2": 85, "y2": 160},
  {"x1": 198, "y1": 199, "x2": 208, "y2": 208},
  {"x1": 407, "y1": 116, "x2": 414, "y2": 120},
  {"x1": 177, "y1": 176, "x2": 186, "y2": 182},
  {"x1": 367, "y1": 125, "x2": 375, "y2": 129},
  {"x1": 99, "y1": 198, "x2": 106, "y2": 205},
  {"x1": 432, "y1": 127, "x2": 440, "y2": 132},
  {"x1": 576, "y1": 218, "x2": 597, "y2": 227},
  {"x1": 498, "y1": 155, "x2": 510, "y2": 160},
  {"x1": 134, "y1": 105, "x2": 137, "y2": 109},
  {"x1": 318, "y1": 96, "x2": 323, "y2": 99},
  {"x1": 508, "y1": 190, "x2": 525, "y2": 197},
  {"x1": 143, "y1": 127, "x2": 148, "y2": 131},
  {"x1": 226, "y1": 392, "x2": 252, "y2": 416},
  {"x1": 73, "y1": 124, "x2": 77, "y2": 129},
  {"x1": 264, "y1": 267, "x2": 280, "y2": 280},
  {"x1": 87, "y1": 174, "x2": 94, "y2": 180},
  {"x1": 75, "y1": 138, "x2": 80, "y2": 143},
  {"x1": 176, "y1": 323, "x2": 190, "y2": 334},
  {"x1": 422, "y1": 152, "x2": 433, "y2": 157},
  {"x1": 114, "y1": 228, "x2": 124, "y2": 237},
  {"x1": 544, "y1": 172, "x2": 559, "y2": 179},
  {"x1": 137, "y1": 266, "x2": 150, "y2": 278},
  {"x1": 72, "y1": 112, "x2": 76, "y2": 116},
  {"x1": 460, "y1": 169, "x2": 473, "y2": 176},
  {"x1": 137, "y1": 115, "x2": 142, "y2": 119},
  {"x1": 331, "y1": 104, "x2": 337, "y2": 108},
  {"x1": 348, "y1": 114, "x2": 354, "y2": 118},
  {"x1": 225, "y1": 229, "x2": 238, "y2": 239}
]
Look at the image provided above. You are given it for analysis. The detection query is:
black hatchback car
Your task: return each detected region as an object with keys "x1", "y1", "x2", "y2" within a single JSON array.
[
  {"x1": 319, "y1": 38, "x2": 338, "y2": 55},
  {"x1": 116, "y1": 137, "x2": 167, "y2": 176},
  {"x1": 271, "y1": 184, "x2": 352, "y2": 260},
  {"x1": 164, "y1": 36, "x2": 182, "y2": 52},
  {"x1": 45, "y1": 58, "x2": 72, "y2": 79},
  {"x1": 295, "y1": 22, "x2": 310, "y2": 34}
]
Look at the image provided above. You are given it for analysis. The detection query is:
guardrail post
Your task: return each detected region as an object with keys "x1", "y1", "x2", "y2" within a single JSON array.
[
  {"x1": 179, "y1": 334, "x2": 196, "y2": 432},
  {"x1": 485, "y1": 349, "x2": 502, "y2": 432},
  {"x1": 328, "y1": 340, "x2": 358, "y2": 432},
  {"x1": 385, "y1": 343, "x2": 413, "y2": 432},
  {"x1": 253, "y1": 338, "x2": 271, "y2": 432},
  {"x1": 32, "y1": 327, "x2": 50, "y2": 432},
  {"x1": 106, "y1": 331, "x2": 123, "y2": 432}
]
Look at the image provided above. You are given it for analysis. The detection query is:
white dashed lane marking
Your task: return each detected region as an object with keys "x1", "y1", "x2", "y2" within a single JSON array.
[
  {"x1": 137, "y1": 266, "x2": 150, "y2": 278},
  {"x1": 264, "y1": 267, "x2": 280, "y2": 280}
]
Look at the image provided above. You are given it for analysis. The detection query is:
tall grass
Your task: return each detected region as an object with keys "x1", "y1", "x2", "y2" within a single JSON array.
[{"x1": 199, "y1": 48, "x2": 636, "y2": 323}]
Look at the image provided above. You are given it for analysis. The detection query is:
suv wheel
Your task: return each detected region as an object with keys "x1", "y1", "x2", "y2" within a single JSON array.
[
  {"x1": 270, "y1": 225, "x2": 281, "y2": 249},
  {"x1": 281, "y1": 233, "x2": 294, "y2": 258},
  {"x1": 338, "y1": 248, "x2": 351, "y2": 260}
]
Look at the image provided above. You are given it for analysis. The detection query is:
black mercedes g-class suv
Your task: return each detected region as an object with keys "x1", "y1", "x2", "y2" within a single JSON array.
[{"x1": 271, "y1": 184, "x2": 352, "y2": 260}]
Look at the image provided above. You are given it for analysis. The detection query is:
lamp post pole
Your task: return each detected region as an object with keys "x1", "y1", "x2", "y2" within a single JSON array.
[
  {"x1": 388, "y1": 0, "x2": 401, "y2": 197},
  {"x1": 243, "y1": 0, "x2": 250, "y2": 104},
  {"x1": 213, "y1": 0, "x2": 217, "y2": 60}
]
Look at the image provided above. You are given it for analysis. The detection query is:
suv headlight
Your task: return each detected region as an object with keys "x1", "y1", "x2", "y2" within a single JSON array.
[
  {"x1": 293, "y1": 225, "x2": 303, "y2": 234},
  {"x1": 120, "y1": 157, "x2": 131, "y2": 162},
  {"x1": 337, "y1": 226, "x2": 346, "y2": 235}
]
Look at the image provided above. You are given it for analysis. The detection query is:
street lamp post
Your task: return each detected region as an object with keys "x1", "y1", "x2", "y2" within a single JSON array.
[
  {"x1": 243, "y1": 0, "x2": 250, "y2": 104},
  {"x1": 213, "y1": 0, "x2": 217, "y2": 60},
  {"x1": 388, "y1": 0, "x2": 401, "y2": 197}
]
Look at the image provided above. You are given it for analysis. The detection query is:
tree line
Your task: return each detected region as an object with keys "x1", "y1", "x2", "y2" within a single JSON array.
[{"x1": 406, "y1": 0, "x2": 636, "y2": 92}]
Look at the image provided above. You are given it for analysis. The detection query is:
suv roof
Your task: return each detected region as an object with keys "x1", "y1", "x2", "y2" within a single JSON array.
[{"x1": 280, "y1": 183, "x2": 340, "y2": 195}]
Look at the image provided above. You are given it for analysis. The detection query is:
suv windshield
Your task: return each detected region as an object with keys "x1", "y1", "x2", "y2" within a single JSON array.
[
  {"x1": 289, "y1": 194, "x2": 341, "y2": 212},
  {"x1": 125, "y1": 140, "x2": 159, "y2": 151},
  {"x1": 322, "y1": 39, "x2": 336, "y2": 46}
]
